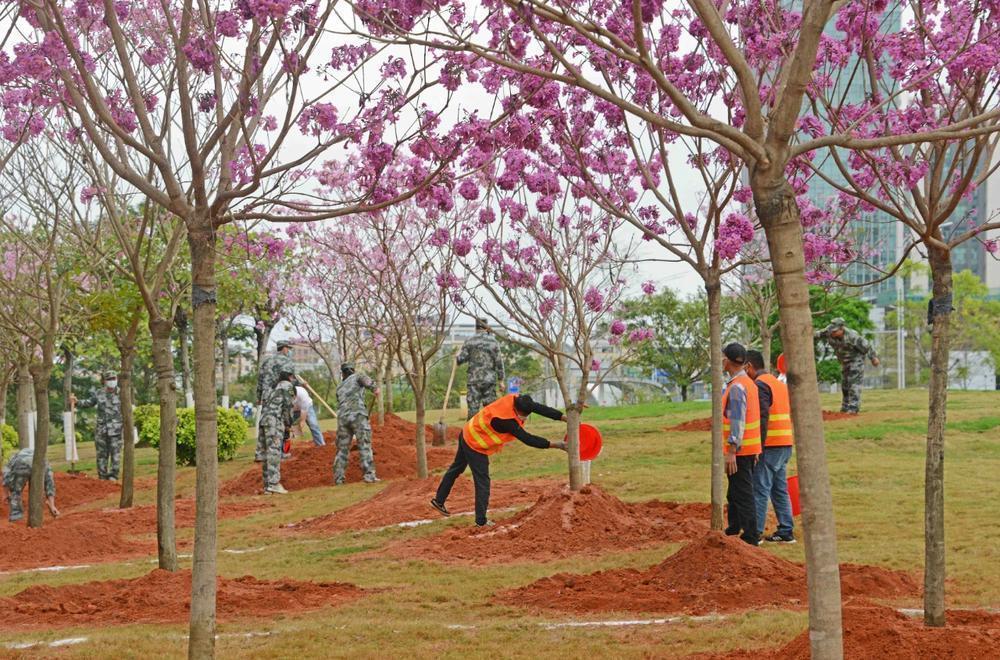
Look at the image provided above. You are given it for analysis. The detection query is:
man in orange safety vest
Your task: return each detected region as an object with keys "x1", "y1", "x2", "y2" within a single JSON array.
[
  {"x1": 746, "y1": 350, "x2": 796, "y2": 543},
  {"x1": 430, "y1": 394, "x2": 567, "y2": 526},
  {"x1": 721, "y1": 342, "x2": 761, "y2": 546}
]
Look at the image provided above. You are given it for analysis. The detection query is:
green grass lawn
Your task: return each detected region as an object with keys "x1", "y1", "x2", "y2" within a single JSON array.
[{"x1": 5, "y1": 389, "x2": 999, "y2": 658}]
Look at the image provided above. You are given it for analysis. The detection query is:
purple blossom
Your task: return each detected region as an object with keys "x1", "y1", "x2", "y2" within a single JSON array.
[
  {"x1": 428, "y1": 227, "x2": 450, "y2": 247},
  {"x1": 540, "y1": 273, "x2": 563, "y2": 291},
  {"x1": 628, "y1": 327, "x2": 655, "y2": 342},
  {"x1": 610, "y1": 319, "x2": 626, "y2": 335},
  {"x1": 584, "y1": 287, "x2": 604, "y2": 312},
  {"x1": 641, "y1": 280, "x2": 656, "y2": 296},
  {"x1": 452, "y1": 236, "x2": 472, "y2": 257},
  {"x1": 458, "y1": 179, "x2": 479, "y2": 201}
]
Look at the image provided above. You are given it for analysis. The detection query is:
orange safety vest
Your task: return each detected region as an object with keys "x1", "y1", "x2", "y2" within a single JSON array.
[
  {"x1": 721, "y1": 372, "x2": 761, "y2": 456},
  {"x1": 756, "y1": 372, "x2": 794, "y2": 448},
  {"x1": 463, "y1": 394, "x2": 525, "y2": 456}
]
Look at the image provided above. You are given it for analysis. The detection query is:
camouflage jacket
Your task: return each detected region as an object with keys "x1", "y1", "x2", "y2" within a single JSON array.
[
  {"x1": 337, "y1": 372, "x2": 376, "y2": 419},
  {"x1": 77, "y1": 388, "x2": 122, "y2": 430},
  {"x1": 457, "y1": 332, "x2": 505, "y2": 386},
  {"x1": 2, "y1": 448, "x2": 55, "y2": 496},
  {"x1": 816, "y1": 326, "x2": 878, "y2": 364},
  {"x1": 256, "y1": 353, "x2": 295, "y2": 403},
  {"x1": 260, "y1": 380, "x2": 295, "y2": 428}
]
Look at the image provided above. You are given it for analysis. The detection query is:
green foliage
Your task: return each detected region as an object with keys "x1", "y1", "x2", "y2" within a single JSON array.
[
  {"x1": 2, "y1": 423, "x2": 18, "y2": 455},
  {"x1": 134, "y1": 404, "x2": 248, "y2": 466},
  {"x1": 498, "y1": 339, "x2": 544, "y2": 391},
  {"x1": 817, "y1": 359, "x2": 843, "y2": 384}
]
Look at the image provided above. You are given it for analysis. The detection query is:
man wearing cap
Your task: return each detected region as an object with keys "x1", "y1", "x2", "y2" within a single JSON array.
[
  {"x1": 260, "y1": 368, "x2": 296, "y2": 495},
  {"x1": 815, "y1": 318, "x2": 880, "y2": 414},
  {"x1": 745, "y1": 350, "x2": 796, "y2": 543},
  {"x1": 333, "y1": 363, "x2": 380, "y2": 484},
  {"x1": 457, "y1": 318, "x2": 506, "y2": 419},
  {"x1": 71, "y1": 371, "x2": 123, "y2": 481},
  {"x1": 3, "y1": 447, "x2": 59, "y2": 522},
  {"x1": 255, "y1": 340, "x2": 296, "y2": 461},
  {"x1": 430, "y1": 394, "x2": 568, "y2": 527},
  {"x1": 721, "y1": 343, "x2": 762, "y2": 546}
]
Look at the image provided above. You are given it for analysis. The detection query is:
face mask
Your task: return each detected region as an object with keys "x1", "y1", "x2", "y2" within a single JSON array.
[{"x1": 106, "y1": 380, "x2": 117, "y2": 389}]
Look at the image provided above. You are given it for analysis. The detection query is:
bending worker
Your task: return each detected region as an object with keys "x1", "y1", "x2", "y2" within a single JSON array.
[
  {"x1": 721, "y1": 342, "x2": 761, "y2": 546},
  {"x1": 430, "y1": 394, "x2": 567, "y2": 527},
  {"x1": 3, "y1": 448, "x2": 59, "y2": 522},
  {"x1": 815, "y1": 317, "x2": 879, "y2": 414},
  {"x1": 745, "y1": 350, "x2": 795, "y2": 544}
]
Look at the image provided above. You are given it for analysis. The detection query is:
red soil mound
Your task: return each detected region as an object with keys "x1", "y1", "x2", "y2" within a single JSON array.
[
  {"x1": 668, "y1": 410, "x2": 854, "y2": 432},
  {"x1": 221, "y1": 413, "x2": 456, "y2": 496},
  {"x1": 0, "y1": 568, "x2": 365, "y2": 629},
  {"x1": 286, "y1": 477, "x2": 557, "y2": 534},
  {"x1": 0, "y1": 499, "x2": 270, "y2": 572},
  {"x1": 499, "y1": 532, "x2": 919, "y2": 615},
  {"x1": 774, "y1": 601, "x2": 1000, "y2": 659},
  {"x1": 383, "y1": 484, "x2": 711, "y2": 564}
]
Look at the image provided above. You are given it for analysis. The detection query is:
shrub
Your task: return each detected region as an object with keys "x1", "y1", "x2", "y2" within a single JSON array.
[
  {"x1": 134, "y1": 405, "x2": 248, "y2": 466},
  {"x1": 2, "y1": 423, "x2": 18, "y2": 456}
]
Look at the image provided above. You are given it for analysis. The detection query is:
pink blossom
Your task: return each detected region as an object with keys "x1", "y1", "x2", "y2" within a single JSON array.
[
  {"x1": 610, "y1": 319, "x2": 626, "y2": 336},
  {"x1": 628, "y1": 327, "x2": 655, "y2": 343},
  {"x1": 540, "y1": 273, "x2": 563, "y2": 291},
  {"x1": 715, "y1": 212, "x2": 754, "y2": 260},
  {"x1": 428, "y1": 228, "x2": 450, "y2": 247},
  {"x1": 181, "y1": 37, "x2": 215, "y2": 74},
  {"x1": 584, "y1": 287, "x2": 604, "y2": 312},
  {"x1": 452, "y1": 237, "x2": 472, "y2": 257},
  {"x1": 641, "y1": 281, "x2": 656, "y2": 296},
  {"x1": 590, "y1": 359, "x2": 601, "y2": 372},
  {"x1": 458, "y1": 179, "x2": 479, "y2": 201},
  {"x1": 80, "y1": 185, "x2": 100, "y2": 203}
]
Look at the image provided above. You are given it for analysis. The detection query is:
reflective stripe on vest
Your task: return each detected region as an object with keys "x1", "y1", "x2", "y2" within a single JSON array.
[
  {"x1": 757, "y1": 373, "x2": 794, "y2": 447},
  {"x1": 463, "y1": 394, "x2": 524, "y2": 456},
  {"x1": 721, "y1": 373, "x2": 762, "y2": 456}
]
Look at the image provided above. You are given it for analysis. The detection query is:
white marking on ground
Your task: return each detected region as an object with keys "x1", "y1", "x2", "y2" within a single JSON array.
[
  {"x1": 540, "y1": 615, "x2": 722, "y2": 629},
  {"x1": 0, "y1": 564, "x2": 92, "y2": 576},
  {"x1": 4, "y1": 637, "x2": 88, "y2": 650},
  {"x1": 223, "y1": 546, "x2": 267, "y2": 555}
]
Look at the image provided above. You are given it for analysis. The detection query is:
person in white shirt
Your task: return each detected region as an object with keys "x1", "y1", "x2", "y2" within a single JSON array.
[{"x1": 293, "y1": 380, "x2": 325, "y2": 446}]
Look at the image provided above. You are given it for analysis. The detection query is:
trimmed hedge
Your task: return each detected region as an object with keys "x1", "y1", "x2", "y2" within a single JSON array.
[{"x1": 134, "y1": 404, "x2": 248, "y2": 466}]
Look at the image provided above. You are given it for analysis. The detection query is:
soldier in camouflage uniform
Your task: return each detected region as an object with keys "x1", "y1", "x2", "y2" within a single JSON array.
[
  {"x1": 260, "y1": 367, "x2": 296, "y2": 495},
  {"x1": 73, "y1": 371, "x2": 123, "y2": 480},
  {"x1": 255, "y1": 340, "x2": 296, "y2": 462},
  {"x1": 3, "y1": 448, "x2": 59, "y2": 522},
  {"x1": 457, "y1": 318, "x2": 506, "y2": 420},
  {"x1": 815, "y1": 318, "x2": 881, "y2": 414},
  {"x1": 333, "y1": 363, "x2": 380, "y2": 484}
]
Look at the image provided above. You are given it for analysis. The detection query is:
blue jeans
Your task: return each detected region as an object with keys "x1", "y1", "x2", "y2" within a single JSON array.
[
  {"x1": 754, "y1": 445, "x2": 794, "y2": 537},
  {"x1": 304, "y1": 405, "x2": 325, "y2": 446}
]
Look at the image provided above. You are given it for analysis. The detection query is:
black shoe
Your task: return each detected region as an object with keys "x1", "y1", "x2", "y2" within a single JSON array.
[
  {"x1": 724, "y1": 527, "x2": 740, "y2": 536},
  {"x1": 476, "y1": 520, "x2": 495, "y2": 527},
  {"x1": 430, "y1": 498, "x2": 450, "y2": 517},
  {"x1": 763, "y1": 533, "x2": 797, "y2": 544}
]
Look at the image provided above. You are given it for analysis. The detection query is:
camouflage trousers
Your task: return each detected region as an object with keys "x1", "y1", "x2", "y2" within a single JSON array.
[
  {"x1": 95, "y1": 425, "x2": 123, "y2": 480},
  {"x1": 840, "y1": 359, "x2": 865, "y2": 414},
  {"x1": 333, "y1": 415, "x2": 375, "y2": 484},
  {"x1": 466, "y1": 381, "x2": 498, "y2": 420},
  {"x1": 260, "y1": 417, "x2": 285, "y2": 489},
  {"x1": 3, "y1": 464, "x2": 29, "y2": 522}
]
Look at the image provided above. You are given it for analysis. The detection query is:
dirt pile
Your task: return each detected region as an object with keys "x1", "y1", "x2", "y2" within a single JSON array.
[
  {"x1": 287, "y1": 477, "x2": 557, "y2": 534},
  {"x1": 0, "y1": 568, "x2": 365, "y2": 629},
  {"x1": 668, "y1": 410, "x2": 855, "y2": 432},
  {"x1": 13, "y1": 472, "x2": 121, "y2": 516},
  {"x1": 0, "y1": 499, "x2": 270, "y2": 572},
  {"x1": 774, "y1": 601, "x2": 1000, "y2": 659},
  {"x1": 221, "y1": 413, "x2": 456, "y2": 496},
  {"x1": 383, "y1": 484, "x2": 711, "y2": 564},
  {"x1": 498, "y1": 532, "x2": 919, "y2": 615}
]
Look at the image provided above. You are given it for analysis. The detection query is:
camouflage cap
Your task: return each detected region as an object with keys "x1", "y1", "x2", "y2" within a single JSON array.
[
  {"x1": 279, "y1": 367, "x2": 296, "y2": 381},
  {"x1": 276, "y1": 340, "x2": 293, "y2": 350},
  {"x1": 102, "y1": 370, "x2": 117, "y2": 379},
  {"x1": 829, "y1": 317, "x2": 846, "y2": 329}
]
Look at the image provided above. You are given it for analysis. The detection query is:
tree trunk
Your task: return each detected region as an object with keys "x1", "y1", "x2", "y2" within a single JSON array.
[
  {"x1": 150, "y1": 316, "x2": 179, "y2": 571},
  {"x1": 175, "y1": 306, "x2": 192, "y2": 407},
  {"x1": 762, "y1": 328, "x2": 773, "y2": 370},
  {"x1": 187, "y1": 223, "x2": 219, "y2": 659},
  {"x1": 118, "y1": 346, "x2": 137, "y2": 508},
  {"x1": 376, "y1": 368, "x2": 386, "y2": 426},
  {"x1": 255, "y1": 323, "x2": 273, "y2": 372},
  {"x1": 0, "y1": 366, "x2": 9, "y2": 462},
  {"x1": 924, "y1": 245, "x2": 952, "y2": 627},
  {"x1": 16, "y1": 361, "x2": 32, "y2": 449},
  {"x1": 680, "y1": 383, "x2": 688, "y2": 402},
  {"x1": 221, "y1": 333, "x2": 230, "y2": 406},
  {"x1": 412, "y1": 378, "x2": 429, "y2": 478},
  {"x1": 566, "y1": 405, "x2": 583, "y2": 491},
  {"x1": 27, "y1": 363, "x2": 53, "y2": 528},
  {"x1": 384, "y1": 360, "x2": 395, "y2": 415},
  {"x1": 754, "y1": 176, "x2": 842, "y2": 659},
  {"x1": 706, "y1": 279, "x2": 725, "y2": 530}
]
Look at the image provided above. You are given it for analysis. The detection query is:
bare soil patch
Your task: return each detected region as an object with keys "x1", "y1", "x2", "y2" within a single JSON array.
[
  {"x1": 0, "y1": 568, "x2": 365, "y2": 629},
  {"x1": 0, "y1": 499, "x2": 270, "y2": 572},
  {"x1": 498, "y1": 532, "x2": 919, "y2": 615},
  {"x1": 221, "y1": 413, "x2": 456, "y2": 496},
  {"x1": 382, "y1": 484, "x2": 711, "y2": 564},
  {"x1": 285, "y1": 477, "x2": 557, "y2": 534}
]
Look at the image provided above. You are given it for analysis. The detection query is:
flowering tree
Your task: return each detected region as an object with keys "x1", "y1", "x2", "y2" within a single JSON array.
[
  {"x1": 809, "y1": 0, "x2": 1000, "y2": 626},
  {"x1": 437, "y1": 191, "x2": 648, "y2": 490},
  {"x1": 5, "y1": 2, "x2": 466, "y2": 651},
  {"x1": 354, "y1": 1, "x2": 1000, "y2": 651}
]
